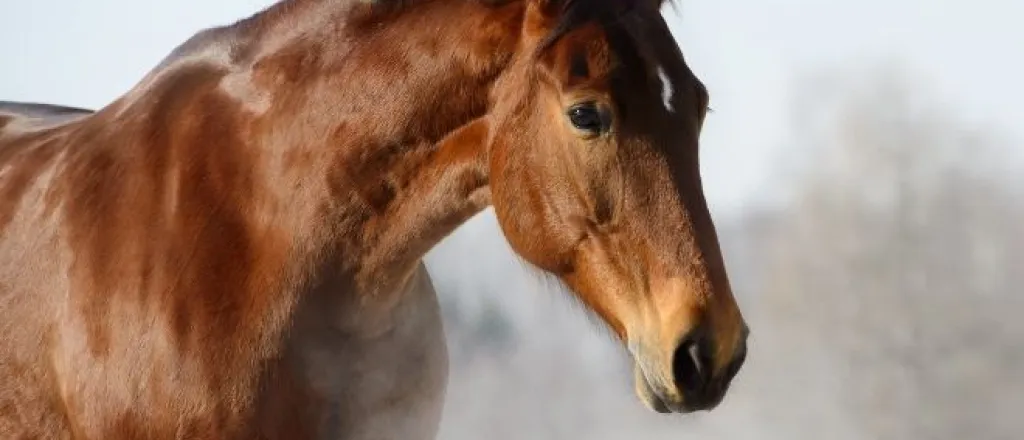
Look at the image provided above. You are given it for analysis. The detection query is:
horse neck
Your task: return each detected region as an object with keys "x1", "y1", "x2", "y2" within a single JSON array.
[{"x1": 174, "y1": 0, "x2": 524, "y2": 294}]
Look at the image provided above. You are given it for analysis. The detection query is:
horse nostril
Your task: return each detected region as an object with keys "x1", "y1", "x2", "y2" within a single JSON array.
[
  {"x1": 672, "y1": 336, "x2": 711, "y2": 396},
  {"x1": 723, "y1": 339, "x2": 748, "y2": 385}
]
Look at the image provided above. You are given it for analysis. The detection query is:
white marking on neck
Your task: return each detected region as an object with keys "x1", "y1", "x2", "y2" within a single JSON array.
[{"x1": 656, "y1": 66, "x2": 675, "y2": 112}]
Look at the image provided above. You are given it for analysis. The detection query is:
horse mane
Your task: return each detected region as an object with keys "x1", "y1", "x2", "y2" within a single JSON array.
[
  {"x1": 122, "y1": 0, "x2": 662, "y2": 112},
  {"x1": 344, "y1": 0, "x2": 648, "y2": 46},
  {"x1": 156, "y1": 0, "x2": 657, "y2": 70},
  {"x1": 539, "y1": 0, "x2": 636, "y2": 51}
]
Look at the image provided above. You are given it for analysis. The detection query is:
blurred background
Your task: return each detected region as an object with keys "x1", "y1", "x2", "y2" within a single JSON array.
[{"x1": 3, "y1": 0, "x2": 1022, "y2": 438}]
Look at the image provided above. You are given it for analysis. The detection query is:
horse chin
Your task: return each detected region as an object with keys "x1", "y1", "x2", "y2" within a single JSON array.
[
  {"x1": 633, "y1": 365, "x2": 692, "y2": 414},
  {"x1": 637, "y1": 381, "x2": 672, "y2": 414}
]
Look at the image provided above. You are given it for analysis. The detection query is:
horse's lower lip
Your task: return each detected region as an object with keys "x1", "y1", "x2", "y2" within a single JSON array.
[
  {"x1": 642, "y1": 391, "x2": 698, "y2": 414},
  {"x1": 646, "y1": 393, "x2": 673, "y2": 414},
  {"x1": 637, "y1": 372, "x2": 696, "y2": 414}
]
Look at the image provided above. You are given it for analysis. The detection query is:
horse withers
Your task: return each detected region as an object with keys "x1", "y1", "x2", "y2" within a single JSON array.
[{"x1": 0, "y1": 0, "x2": 748, "y2": 438}]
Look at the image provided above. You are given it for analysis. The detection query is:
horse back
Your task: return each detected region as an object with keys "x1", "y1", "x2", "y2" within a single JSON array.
[
  {"x1": 0, "y1": 101, "x2": 93, "y2": 117},
  {"x1": 0, "y1": 100, "x2": 93, "y2": 133}
]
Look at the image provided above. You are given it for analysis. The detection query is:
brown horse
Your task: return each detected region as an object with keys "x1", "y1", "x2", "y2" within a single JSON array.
[{"x1": 0, "y1": 0, "x2": 749, "y2": 438}]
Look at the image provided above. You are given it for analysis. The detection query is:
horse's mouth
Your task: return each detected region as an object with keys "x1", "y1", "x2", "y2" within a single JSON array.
[
  {"x1": 639, "y1": 380, "x2": 674, "y2": 414},
  {"x1": 634, "y1": 362, "x2": 691, "y2": 414},
  {"x1": 633, "y1": 358, "x2": 728, "y2": 414}
]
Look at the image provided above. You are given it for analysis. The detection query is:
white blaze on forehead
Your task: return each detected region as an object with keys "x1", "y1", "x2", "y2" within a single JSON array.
[{"x1": 656, "y1": 65, "x2": 675, "y2": 112}]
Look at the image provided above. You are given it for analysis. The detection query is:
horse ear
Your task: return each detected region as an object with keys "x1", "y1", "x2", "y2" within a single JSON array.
[
  {"x1": 525, "y1": 0, "x2": 568, "y2": 18},
  {"x1": 650, "y1": 0, "x2": 680, "y2": 14}
]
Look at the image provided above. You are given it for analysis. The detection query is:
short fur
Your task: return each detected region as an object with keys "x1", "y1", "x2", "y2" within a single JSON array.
[{"x1": 0, "y1": 0, "x2": 749, "y2": 438}]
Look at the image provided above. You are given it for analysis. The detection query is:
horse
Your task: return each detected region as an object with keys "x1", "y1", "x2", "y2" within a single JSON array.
[{"x1": 0, "y1": 0, "x2": 749, "y2": 438}]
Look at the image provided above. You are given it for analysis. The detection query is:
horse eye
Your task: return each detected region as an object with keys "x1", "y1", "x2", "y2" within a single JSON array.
[{"x1": 567, "y1": 103, "x2": 607, "y2": 135}]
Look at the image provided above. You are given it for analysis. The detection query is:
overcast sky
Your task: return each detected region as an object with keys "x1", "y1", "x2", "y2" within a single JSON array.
[{"x1": 2, "y1": 0, "x2": 1021, "y2": 214}]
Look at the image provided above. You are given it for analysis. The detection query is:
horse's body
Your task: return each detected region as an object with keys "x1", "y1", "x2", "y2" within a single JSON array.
[
  {"x1": 0, "y1": 100, "x2": 449, "y2": 439},
  {"x1": 1, "y1": 0, "x2": 750, "y2": 438}
]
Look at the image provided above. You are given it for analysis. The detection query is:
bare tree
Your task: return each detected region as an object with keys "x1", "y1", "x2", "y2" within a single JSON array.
[{"x1": 749, "y1": 65, "x2": 1024, "y2": 440}]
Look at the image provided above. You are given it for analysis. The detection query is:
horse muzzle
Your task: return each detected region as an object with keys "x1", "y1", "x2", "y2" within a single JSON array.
[{"x1": 630, "y1": 327, "x2": 748, "y2": 414}]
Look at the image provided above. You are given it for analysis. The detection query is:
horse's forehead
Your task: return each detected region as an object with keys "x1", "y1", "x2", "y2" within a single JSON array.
[
  {"x1": 614, "y1": 13, "x2": 692, "y2": 91},
  {"x1": 655, "y1": 65, "x2": 675, "y2": 113}
]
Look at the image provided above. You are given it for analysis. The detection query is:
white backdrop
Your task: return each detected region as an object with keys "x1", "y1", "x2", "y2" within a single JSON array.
[{"x1": 3, "y1": 1, "x2": 1023, "y2": 438}]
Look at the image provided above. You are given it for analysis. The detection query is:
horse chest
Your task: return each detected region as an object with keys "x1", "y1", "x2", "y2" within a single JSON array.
[{"x1": 269, "y1": 265, "x2": 450, "y2": 440}]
